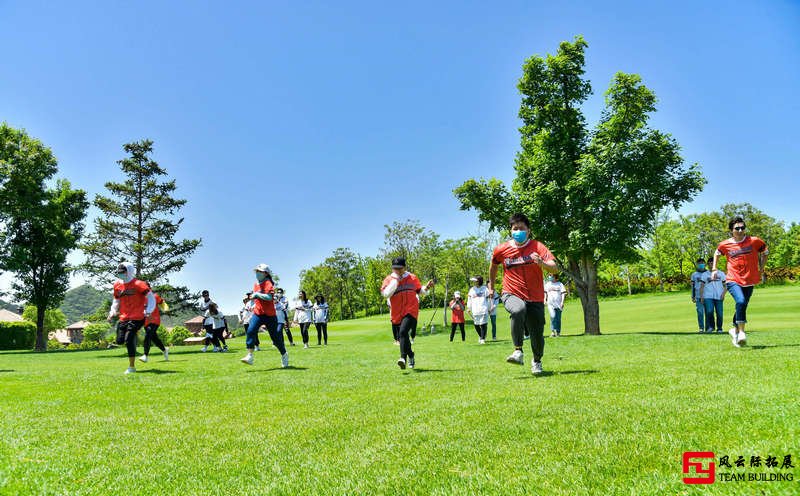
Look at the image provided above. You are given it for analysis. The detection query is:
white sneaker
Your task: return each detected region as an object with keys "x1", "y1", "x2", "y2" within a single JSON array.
[
  {"x1": 201, "y1": 346, "x2": 208, "y2": 352},
  {"x1": 729, "y1": 327, "x2": 739, "y2": 347},
  {"x1": 737, "y1": 330, "x2": 747, "y2": 346},
  {"x1": 397, "y1": 357, "x2": 406, "y2": 369},
  {"x1": 550, "y1": 331, "x2": 556, "y2": 338},
  {"x1": 303, "y1": 344, "x2": 309, "y2": 349},
  {"x1": 240, "y1": 354, "x2": 254, "y2": 365},
  {"x1": 410, "y1": 339, "x2": 414, "y2": 344},
  {"x1": 281, "y1": 353, "x2": 289, "y2": 368},
  {"x1": 213, "y1": 347, "x2": 222, "y2": 352},
  {"x1": 531, "y1": 360, "x2": 543, "y2": 375},
  {"x1": 163, "y1": 348, "x2": 169, "y2": 361},
  {"x1": 408, "y1": 356, "x2": 415, "y2": 369},
  {"x1": 255, "y1": 346, "x2": 260, "y2": 351},
  {"x1": 479, "y1": 339, "x2": 485, "y2": 344},
  {"x1": 124, "y1": 367, "x2": 136, "y2": 375},
  {"x1": 506, "y1": 349, "x2": 524, "y2": 364},
  {"x1": 138, "y1": 355, "x2": 148, "y2": 363}
]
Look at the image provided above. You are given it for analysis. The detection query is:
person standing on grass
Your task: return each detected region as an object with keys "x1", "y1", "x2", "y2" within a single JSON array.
[
  {"x1": 199, "y1": 290, "x2": 222, "y2": 352},
  {"x1": 467, "y1": 276, "x2": 490, "y2": 344},
  {"x1": 449, "y1": 291, "x2": 466, "y2": 342},
  {"x1": 381, "y1": 257, "x2": 434, "y2": 369},
  {"x1": 701, "y1": 257, "x2": 726, "y2": 334},
  {"x1": 489, "y1": 289, "x2": 500, "y2": 341},
  {"x1": 139, "y1": 282, "x2": 169, "y2": 363},
  {"x1": 293, "y1": 290, "x2": 313, "y2": 349},
  {"x1": 275, "y1": 288, "x2": 294, "y2": 346},
  {"x1": 489, "y1": 213, "x2": 558, "y2": 375},
  {"x1": 107, "y1": 262, "x2": 156, "y2": 375},
  {"x1": 690, "y1": 257, "x2": 709, "y2": 333},
  {"x1": 312, "y1": 294, "x2": 329, "y2": 346},
  {"x1": 711, "y1": 216, "x2": 768, "y2": 347},
  {"x1": 241, "y1": 264, "x2": 288, "y2": 367},
  {"x1": 544, "y1": 274, "x2": 567, "y2": 337},
  {"x1": 205, "y1": 303, "x2": 228, "y2": 352}
]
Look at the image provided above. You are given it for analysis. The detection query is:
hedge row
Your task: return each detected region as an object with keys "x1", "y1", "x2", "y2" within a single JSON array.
[{"x1": 0, "y1": 321, "x2": 36, "y2": 350}]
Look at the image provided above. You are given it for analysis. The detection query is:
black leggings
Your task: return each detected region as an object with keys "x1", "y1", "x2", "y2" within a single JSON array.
[
  {"x1": 474, "y1": 323, "x2": 487, "y2": 340},
  {"x1": 213, "y1": 327, "x2": 227, "y2": 347},
  {"x1": 299, "y1": 322, "x2": 311, "y2": 344},
  {"x1": 397, "y1": 315, "x2": 417, "y2": 360},
  {"x1": 203, "y1": 324, "x2": 221, "y2": 348},
  {"x1": 392, "y1": 324, "x2": 399, "y2": 342},
  {"x1": 450, "y1": 322, "x2": 465, "y2": 341},
  {"x1": 278, "y1": 322, "x2": 293, "y2": 344},
  {"x1": 116, "y1": 320, "x2": 145, "y2": 358},
  {"x1": 315, "y1": 322, "x2": 328, "y2": 345},
  {"x1": 143, "y1": 323, "x2": 166, "y2": 355}
]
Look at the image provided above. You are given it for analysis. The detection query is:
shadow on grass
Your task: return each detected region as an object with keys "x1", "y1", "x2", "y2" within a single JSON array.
[
  {"x1": 514, "y1": 369, "x2": 599, "y2": 380},
  {"x1": 246, "y1": 366, "x2": 309, "y2": 372},
  {"x1": 409, "y1": 368, "x2": 446, "y2": 373},
  {"x1": 0, "y1": 369, "x2": 14, "y2": 373},
  {"x1": 749, "y1": 344, "x2": 800, "y2": 350},
  {"x1": 137, "y1": 369, "x2": 179, "y2": 374}
]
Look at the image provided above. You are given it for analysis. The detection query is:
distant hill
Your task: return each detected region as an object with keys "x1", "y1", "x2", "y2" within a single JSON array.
[{"x1": 59, "y1": 284, "x2": 110, "y2": 323}]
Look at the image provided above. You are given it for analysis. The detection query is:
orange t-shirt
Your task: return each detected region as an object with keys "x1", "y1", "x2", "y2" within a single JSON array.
[
  {"x1": 716, "y1": 236, "x2": 767, "y2": 286},
  {"x1": 113, "y1": 279, "x2": 151, "y2": 321},
  {"x1": 145, "y1": 294, "x2": 163, "y2": 326},
  {"x1": 252, "y1": 280, "x2": 276, "y2": 316},
  {"x1": 382, "y1": 272, "x2": 422, "y2": 325},
  {"x1": 450, "y1": 300, "x2": 465, "y2": 324},
  {"x1": 492, "y1": 239, "x2": 554, "y2": 302}
]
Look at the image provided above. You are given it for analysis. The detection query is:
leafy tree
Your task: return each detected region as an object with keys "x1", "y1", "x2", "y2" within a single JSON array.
[
  {"x1": 772, "y1": 223, "x2": 800, "y2": 268},
  {"x1": 454, "y1": 37, "x2": 705, "y2": 334},
  {"x1": 79, "y1": 139, "x2": 201, "y2": 309},
  {"x1": 0, "y1": 124, "x2": 89, "y2": 350},
  {"x1": 719, "y1": 203, "x2": 785, "y2": 267},
  {"x1": 22, "y1": 306, "x2": 67, "y2": 335}
]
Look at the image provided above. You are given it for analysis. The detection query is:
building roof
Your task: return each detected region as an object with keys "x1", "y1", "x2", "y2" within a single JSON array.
[
  {"x1": 184, "y1": 315, "x2": 205, "y2": 324},
  {"x1": 0, "y1": 309, "x2": 23, "y2": 322},
  {"x1": 66, "y1": 320, "x2": 92, "y2": 331}
]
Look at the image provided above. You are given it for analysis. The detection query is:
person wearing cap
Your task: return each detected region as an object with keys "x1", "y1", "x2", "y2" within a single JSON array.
[
  {"x1": 292, "y1": 290, "x2": 313, "y2": 348},
  {"x1": 449, "y1": 291, "x2": 466, "y2": 342},
  {"x1": 241, "y1": 264, "x2": 289, "y2": 367},
  {"x1": 381, "y1": 257, "x2": 434, "y2": 369},
  {"x1": 274, "y1": 288, "x2": 294, "y2": 346},
  {"x1": 312, "y1": 294, "x2": 329, "y2": 346},
  {"x1": 711, "y1": 216, "x2": 768, "y2": 347},
  {"x1": 489, "y1": 213, "x2": 558, "y2": 375},
  {"x1": 198, "y1": 290, "x2": 223, "y2": 352},
  {"x1": 107, "y1": 262, "x2": 156, "y2": 375},
  {"x1": 467, "y1": 275, "x2": 490, "y2": 344},
  {"x1": 544, "y1": 273, "x2": 567, "y2": 337},
  {"x1": 139, "y1": 282, "x2": 169, "y2": 363}
]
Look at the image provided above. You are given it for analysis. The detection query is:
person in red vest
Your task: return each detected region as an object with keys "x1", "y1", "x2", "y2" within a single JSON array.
[
  {"x1": 381, "y1": 257, "x2": 434, "y2": 369},
  {"x1": 449, "y1": 291, "x2": 466, "y2": 342},
  {"x1": 107, "y1": 262, "x2": 155, "y2": 375},
  {"x1": 488, "y1": 213, "x2": 558, "y2": 375},
  {"x1": 241, "y1": 263, "x2": 288, "y2": 368},
  {"x1": 139, "y1": 282, "x2": 169, "y2": 363},
  {"x1": 711, "y1": 215, "x2": 769, "y2": 347}
]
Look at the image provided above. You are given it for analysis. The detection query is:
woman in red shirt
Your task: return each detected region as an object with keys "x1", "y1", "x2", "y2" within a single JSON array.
[
  {"x1": 711, "y1": 216, "x2": 769, "y2": 347},
  {"x1": 241, "y1": 264, "x2": 289, "y2": 368},
  {"x1": 449, "y1": 291, "x2": 466, "y2": 342}
]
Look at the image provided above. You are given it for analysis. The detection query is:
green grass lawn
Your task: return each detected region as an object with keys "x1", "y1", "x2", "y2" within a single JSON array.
[{"x1": 1, "y1": 285, "x2": 798, "y2": 495}]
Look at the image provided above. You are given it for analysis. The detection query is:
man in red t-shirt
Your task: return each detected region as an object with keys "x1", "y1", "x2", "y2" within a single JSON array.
[
  {"x1": 711, "y1": 216, "x2": 769, "y2": 347},
  {"x1": 488, "y1": 213, "x2": 558, "y2": 375},
  {"x1": 381, "y1": 257, "x2": 434, "y2": 369},
  {"x1": 107, "y1": 262, "x2": 155, "y2": 375}
]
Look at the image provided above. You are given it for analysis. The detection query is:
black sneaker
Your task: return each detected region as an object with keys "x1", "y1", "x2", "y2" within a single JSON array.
[
  {"x1": 409, "y1": 356, "x2": 415, "y2": 369},
  {"x1": 397, "y1": 357, "x2": 406, "y2": 369}
]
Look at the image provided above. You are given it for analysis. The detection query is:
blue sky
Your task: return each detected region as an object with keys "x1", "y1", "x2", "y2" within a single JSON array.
[{"x1": 2, "y1": 0, "x2": 798, "y2": 315}]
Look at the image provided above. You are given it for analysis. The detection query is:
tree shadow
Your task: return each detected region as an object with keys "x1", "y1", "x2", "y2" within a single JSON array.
[
  {"x1": 0, "y1": 369, "x2": 14, "y2": 373},
  {"x1": 409, "y1": 368, "x2": 446, "y2": 373}
]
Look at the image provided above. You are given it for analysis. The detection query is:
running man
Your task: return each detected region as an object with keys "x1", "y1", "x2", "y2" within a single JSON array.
[{"x1": 107, "y1": 262, "x2": 156, "y2": 374}]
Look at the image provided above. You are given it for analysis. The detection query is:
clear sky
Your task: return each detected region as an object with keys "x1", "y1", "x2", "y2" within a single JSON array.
[{"x1": 2, "y1": 0, "x2": 798, "y2": 315}]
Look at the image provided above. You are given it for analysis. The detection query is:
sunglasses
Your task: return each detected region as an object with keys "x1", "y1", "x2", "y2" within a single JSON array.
[{"x1": 733, "y1": 226, "x2": 746, "y2": 232}]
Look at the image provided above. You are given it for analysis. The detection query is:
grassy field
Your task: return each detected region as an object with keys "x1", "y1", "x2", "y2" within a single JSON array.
[{"x1": 1, "y1": 285, "x2": 798, "y2": 495}]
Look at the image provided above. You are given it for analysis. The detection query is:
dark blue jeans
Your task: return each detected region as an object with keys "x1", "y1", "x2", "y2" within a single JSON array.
[
  {"x1": 703, "y1": 298, "x2": 724, "y2": 331},
  {"x1": 725, "y1": 283, "x2": 754, "y2": 325},
  {"x1": 247, "y1": 314, "x2": 286, "y2": 354}
]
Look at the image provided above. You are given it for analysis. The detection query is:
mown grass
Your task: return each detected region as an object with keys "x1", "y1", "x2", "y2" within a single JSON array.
[{"x1": 1, "y1": 285, "x2": 798, "y2": 495}]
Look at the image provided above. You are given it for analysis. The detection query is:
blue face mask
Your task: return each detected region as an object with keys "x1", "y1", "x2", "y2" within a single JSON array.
[
  {"x1": 256, "y1": 272, "x2": 268, "y2": 283},
  {"x1": 511, "y1": 230, "x2": 528, "y2": 244},
  {"x1": 697, "y1": 264, "x2": 706, "y2": 270}
]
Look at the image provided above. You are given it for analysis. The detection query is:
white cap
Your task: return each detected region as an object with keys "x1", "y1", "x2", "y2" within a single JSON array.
[
  {"x1": 469, "y1": 277, "x2": 478, "y2": 282},
  {"x1": 454, "y1": 291, "x2": 461, "y2": 298},
  {"x1": 254, "y1": 263, "x2": 271, "y2": 274}
]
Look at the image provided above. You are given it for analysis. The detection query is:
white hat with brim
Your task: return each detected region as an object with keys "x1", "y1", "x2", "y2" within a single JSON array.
[{"x1": 254, "y1": 263, "x2": 271, "y2": 274}]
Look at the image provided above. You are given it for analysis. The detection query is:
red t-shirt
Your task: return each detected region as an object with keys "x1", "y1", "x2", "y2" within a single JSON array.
[
  {"x1": 381, "y1": 272, "x2": 422, "y2": 325},
  {"x1": 492, "y1": 239, "x2": 554, "y2": 302},
  {"x1": 145, "y1": 294, "x2": 163, "y2": 326},
  {"x1": 450, "y1": 300, "x2": 465, "y2": 324},
  {"x1": 716, "y1": 236, "x2": 767, "y2": 286},
  {"x1": 252, "y1": 280, "x2": 277, "y2": 316},
  {"x1": 113, "y1": 279, "x2": 151, "y2": 321}
]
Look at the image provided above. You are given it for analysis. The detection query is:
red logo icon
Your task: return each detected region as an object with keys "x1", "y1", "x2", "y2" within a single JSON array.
[{"x1": 683, "y1": 451, "x2": 716, "y2": 484}]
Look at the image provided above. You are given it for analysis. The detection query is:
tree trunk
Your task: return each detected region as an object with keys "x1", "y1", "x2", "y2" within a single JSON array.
[
  {"x1": 35, "y1": 304, "x2": 47, "y2": 351},
  {"x1": 569, "y1": 257, "x2": 601, "y2": 335}
]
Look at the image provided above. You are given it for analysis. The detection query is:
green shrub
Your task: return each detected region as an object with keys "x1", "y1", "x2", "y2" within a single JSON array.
[
  {"x1": 83, "y1": 322, "x2": 112, "y2": 343},
  {"x1": 47, "y1": 339, "x2": 65, "y2": 351},
  {"x1": 168, "y1": 326, "x2": 191, "y2": 346},
  {"x1": 156, "y1": 325, "x2": 169, "y2": 345},
  {"x1": 79, "y1": 341, "x2": 98, "y2": 351},
  {"x1": 66, "y1": 343, "x2": 80, "y2": 351},
  {"x1": 0, "y1": 321, "x2": 36, "y2": 350}
]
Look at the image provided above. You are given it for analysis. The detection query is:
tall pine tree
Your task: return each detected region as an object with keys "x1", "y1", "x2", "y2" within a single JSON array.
[{"x1": 80, "y1": 139, "x2": 201, "y2": 307}]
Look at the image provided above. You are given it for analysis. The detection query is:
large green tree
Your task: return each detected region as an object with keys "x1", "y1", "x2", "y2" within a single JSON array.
[
  {"x1": 0, "y1": 124, "x2": 89, "y2": 350},
  {"x1": 79, "y1": 139, "x2": 201, "y2": 308},
  {"x1": 454, "y1": 36, "x2": 705, "y2": 334}
]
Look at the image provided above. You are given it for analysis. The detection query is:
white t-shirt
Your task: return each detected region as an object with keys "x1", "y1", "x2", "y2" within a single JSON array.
[
  {"x1": 293, "y1": 299, "x2": 313, "y2": 323},
  {"x1": 313, "y1": 302, "x2": 329, "y2": 323},
  {"x1": 544, "y1": 281, "x2": 567, "y2": 309}
]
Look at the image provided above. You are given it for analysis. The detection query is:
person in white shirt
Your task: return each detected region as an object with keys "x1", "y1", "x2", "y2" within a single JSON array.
[
  {"x1": 238, "y1": 292, "x2": 260, "y2": 350},
  {"x1": 274, "y1": 288, "x2": 294, "y2": 346},
  {"x1": 701, "y1": 257, "x2": 726, "y2": 333},
  {"x1": 204, "y1": 302, "x2": 228, "y2": 352},
  {"x1": 199, "y1": 290, "x2": 223, "y2": 352},
  {"x1": 467, "y1": 276, "x2": 491, "y2": 344},
  {"x1": 313, "y1": 294, "x2": 329, "y2": 346},
  {"x1": 543, "y1": 274, "x2": 567, "y2": 337},
  {"x1": 690, "y1": 258, "x2": 709, "y2": 333},
  {"x1": 293, "y1": 290, "x2": 313, "y2": 348}
]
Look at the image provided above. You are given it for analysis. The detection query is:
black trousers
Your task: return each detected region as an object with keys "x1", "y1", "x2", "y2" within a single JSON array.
[
  {"x1": 213, "y1": 327, "x2": 227, "y2": 347},
  {"x1": 116, "y1": 320, "x2": 145, "y2": 357},
  {"x1": 391, "y1": 324, "x2": 399, "y2": 342},
  {"x1": 203, "y1": 324, "x2": 221, "y2": 348},
  {"x1": 397, "y1": 314, "x2": 417, "y2": 360},
  {"x1": 474, "y1": 323, "x2": 488, "y2": 340},
  {"x1": 299, "y1": 322, "x2": 311, "y2": 344},
  {"x1": 450, "y1": 322, "x2": 465, "y2": 341},
  {"x1": 143, "y1": 323, "x2": 166, "y2": 355},
  {"x1": 315, "y1": 322, "x2": 328, "y2": 344}
]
